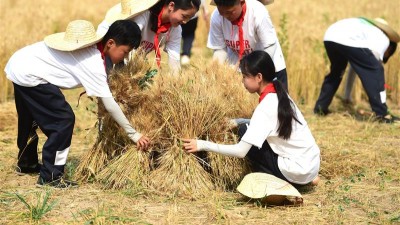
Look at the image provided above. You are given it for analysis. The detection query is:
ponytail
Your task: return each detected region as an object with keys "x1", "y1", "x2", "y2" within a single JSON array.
[
  {"x1": 273, "y1": 79, "x2": 301, "y2": 139},
  {"x1": 240, "y1": 51, "x2": 301, "y2": 140}
]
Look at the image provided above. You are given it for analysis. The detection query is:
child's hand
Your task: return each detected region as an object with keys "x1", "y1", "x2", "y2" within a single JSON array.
[
  {"x1": 137, "y1": 136, "x2": 150, "y2": 151},
  {"x1": 227, "y1": 118, "x2": 238, "y2": 129},
  {"x1": 182, "y1": 139, "x2": 198, "y2": 153}
]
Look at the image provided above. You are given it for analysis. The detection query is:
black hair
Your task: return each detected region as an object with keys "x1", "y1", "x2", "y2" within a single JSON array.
[
  {"x1": 383, "y1": 41, "x2": 397, "y2": 64},
  {"x1": 149, "y1": 0, "x2": 201, "y2": 32},
  {"x1": 214, "y1": 0, "x2": 241, "y2": 7},
  {"x1": 239, "y1": 51, "x2": 301, "y2": 140},
  {"x1": 101, "y1": 20, "x2": 141, "y2": 49}
]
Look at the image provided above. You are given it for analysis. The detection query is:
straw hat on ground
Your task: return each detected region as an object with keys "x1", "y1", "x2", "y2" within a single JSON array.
[
  {"x1": 210, "y1": 0, "x2": 274, "y2": 6},
  {"x1": 44, "y1": 20, "x2": 103, "y2": 51},
  {"x1": 105, "y1": 0, "x2": 160, "y2": 24},
  {"x1": 361, "y1": 17, "x2": 400, "y2": 43},
  {"x1": 237, "y1": 173, "x2": 302, "y2": 200}
]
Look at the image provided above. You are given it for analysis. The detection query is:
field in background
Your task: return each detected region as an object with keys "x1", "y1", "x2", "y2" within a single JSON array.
[
  {"x1": 0, "y1": 0, "x2": 116, "y2": 102},
  {"x1": 1, "y1": 0, "x2": 399, "y2": 106},
  {"x1": 1, "y1": 0, "x2": 400, "y2": 224}
]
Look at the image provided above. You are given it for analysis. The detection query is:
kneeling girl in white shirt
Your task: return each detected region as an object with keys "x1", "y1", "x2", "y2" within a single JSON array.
[{"x1": 183, "y1": 50, "x2": 320, "y2": 188}]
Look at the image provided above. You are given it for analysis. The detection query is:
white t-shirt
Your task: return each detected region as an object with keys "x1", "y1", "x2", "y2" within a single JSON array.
[
  {"x1": 241, "y1": 94, "x2": 320, "y2": 184},
  {"x1": 133, "y1": 11, "x2": 181, "y2": 62},
  {"x1": 5, "y1": 42, "x2": 112, "y2": 98},
  {"x1": 324, "y1": 18, "x2": 390, "y2": 61},
  {"x1": 97, "y1": 10, "x2": 182, "y2": 63},
  {"x1": 207, "y1": 0, "x2": 286, "y2": 71}
]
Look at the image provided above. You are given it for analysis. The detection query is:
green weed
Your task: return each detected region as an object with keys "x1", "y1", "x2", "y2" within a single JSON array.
[{"x1": 14, "y1": 190, "x2": 58, "y2": 221}]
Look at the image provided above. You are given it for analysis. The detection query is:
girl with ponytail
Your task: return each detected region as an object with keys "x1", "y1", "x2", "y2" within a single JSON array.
[{"x1": 183, "y1": 51, "x2": 320, "y2": 188}]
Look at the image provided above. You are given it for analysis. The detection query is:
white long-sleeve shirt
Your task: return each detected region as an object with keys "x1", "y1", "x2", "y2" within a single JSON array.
[
  {"x1": 196, "y1": 94, "x2": 320, "y2": 185},
  {"x1": 5, "y1": 41, "x2": 142, "y2": 142}
]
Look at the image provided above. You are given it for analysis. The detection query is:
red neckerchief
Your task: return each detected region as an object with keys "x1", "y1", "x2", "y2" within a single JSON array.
[
  {"x1": 154, "y1": 7, "x2": 171, "y2": 67},
  {"x1": 96, "y1": 42, "x2": 106, "y2": 69},
  {"x1": 231, "y1": 2, "x2": 246, "y2": 60},
  {"x1": 259, "y1": 82, "x2": 276, "y2": 103}
]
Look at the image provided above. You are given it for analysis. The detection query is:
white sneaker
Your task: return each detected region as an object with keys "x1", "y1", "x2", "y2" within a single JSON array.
[{"x1": 181, "y1": 55, "x2": 190, "y2": 65}]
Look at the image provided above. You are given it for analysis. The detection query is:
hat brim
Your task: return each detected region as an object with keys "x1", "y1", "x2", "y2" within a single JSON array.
[
  {"x1": 361, "y1": 17, "x2": 400, "y2": 43},
  {"x1": 44, "y1": 32, "x2": 103, "y2": 51},
  {"x1": 210, "y1": 0, "x2": 274, "y2": 6},
  {"x1": 236, "y1": 173, "x2": 302, "y2": 199},
  {"x1": 105, "y1": 0, "x2": 160, "y2": 24}
]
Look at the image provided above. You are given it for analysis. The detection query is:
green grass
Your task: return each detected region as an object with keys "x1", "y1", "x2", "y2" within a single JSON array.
[{"x1": 14, "y1": 190, "x2": 58, "y2": 222}]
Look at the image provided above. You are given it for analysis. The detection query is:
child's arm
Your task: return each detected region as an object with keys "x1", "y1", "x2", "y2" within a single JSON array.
[
  {"x1": 165, "y1": 27, "x2": 182, "y2": 74},
  {"x1": 101, "y1": 97, "x2": 150, "y2": 150},
  {"x1": 212, "y1": 48, "x2": 228, "y2": 64},
  {"x1": 207, "y1": 10, "x2": 227, "y2": 64},
  {"x1": 256, "y1": 7, "x2": 278, "y2": 59},
  {"x1": 200, "y1": 0, "x2": 209, "y2": 21},
  {"x1": 182, "y1": 139, "x2": 252, "y2": 158}
]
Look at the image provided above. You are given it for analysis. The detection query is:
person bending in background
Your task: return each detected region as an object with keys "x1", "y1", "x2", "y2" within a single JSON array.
[
  {"x1": 180, "y1": 0, "x2": 209, "y2": 66},
  {"x1": 5, "y1": 20, "x2": 150, "y2": 188},
  {"x1": 207, "y1": 0, "x2": 288, "y2": 89},
  {"x1": 183, "y1": 51, "x2": 320, "y2": 189},
  {"x1": 314, "y1": 17, "x2": 400, "y2": 123},
  {"x1": 97, "y1": 0, "x2": 200, "y2": 74}
]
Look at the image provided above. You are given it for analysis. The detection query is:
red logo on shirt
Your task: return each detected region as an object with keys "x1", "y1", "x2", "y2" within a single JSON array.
[
  {"x1": 225, "y1": 39, "x2": 253, "y2": 55},
  {"x1": 141, "y1": 40, "x2": 154, "y2": 52}
]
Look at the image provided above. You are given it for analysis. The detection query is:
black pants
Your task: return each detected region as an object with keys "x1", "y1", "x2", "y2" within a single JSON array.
[
  {"x1": 314, "y1": 41, "x2": 387, "y2": 116},
  {"x1": 238, "y1": 123, "x2": 303, "y2": 188},
  {"x1": 276, "y1": 69, "x2": 288, "y2": 91},
  {"x1": 13, "y1": 83, "x2": 75, "y2": 181},
  {"x1": 181, "y1": 17, "x2": 198, "y2": 57}
]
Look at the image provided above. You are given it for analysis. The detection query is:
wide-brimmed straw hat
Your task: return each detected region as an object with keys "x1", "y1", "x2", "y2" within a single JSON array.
[
  {"x1": 237, "y1": 173, "x2": 302, "y2": 199},
  {"x1": 210, "y1": 0, "x2": 274, "y2": 6},
  {"x1": 361, "y1": 17, "x2": 400, "y2": 43},
  {"x1": 105, "y1": 0, "x2": 160, "y2": 23},
  {"x1": 44, "y1": 20, "x2": 103, "y2": 51}
]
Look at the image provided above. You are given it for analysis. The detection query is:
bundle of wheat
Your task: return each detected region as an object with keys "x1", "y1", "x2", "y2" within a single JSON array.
[
  {"x1": 75, "y1": 53, "x2": 257, "y2": 198},
  {"x1": 96, "y1": 145, "x2": 151, "y2": 190}
]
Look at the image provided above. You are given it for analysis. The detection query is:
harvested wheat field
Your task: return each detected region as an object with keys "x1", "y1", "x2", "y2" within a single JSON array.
[{"x1": 1, "y1": 0, "x2": 400, "y2": 224}]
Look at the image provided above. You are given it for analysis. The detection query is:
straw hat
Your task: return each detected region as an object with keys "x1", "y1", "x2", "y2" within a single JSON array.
[
  {"x1": 44, "y1": 20, "x2": 103, "y2": 51},
  {"x1": 210, "y1": 0, "x2": 274, "y2": 6},
  {"x1": 236, "y1": 173, "x2": 302, "y2": 199},
  {"x1": 105, "y1": 0, "x2": 160, "y2": 24},
  {"x1": 361, "y1": 17, "x2": 400, "y2": 43}
]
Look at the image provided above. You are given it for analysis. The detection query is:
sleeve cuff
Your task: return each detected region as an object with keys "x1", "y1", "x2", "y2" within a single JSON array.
[{"x1": 128, "y1": 132, "x2": 143, "y2": 143}]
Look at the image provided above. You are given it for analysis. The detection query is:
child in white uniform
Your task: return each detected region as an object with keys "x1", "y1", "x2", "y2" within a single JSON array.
[
  {"x1": 207, "y1": 0, "x2": 288, "y2": 88},
  {"x1": 314, "y1": 17, "x2": 400, "y2": 123},
  {"x1": 183, "y1": 51, "x2": 320, "y2": 188},
  {"x1": 5, "y1": 20, "x2": 150, "y2": 188},
  {"x1": 97, "y1": 0, "x2": 201, "y2": 73}
]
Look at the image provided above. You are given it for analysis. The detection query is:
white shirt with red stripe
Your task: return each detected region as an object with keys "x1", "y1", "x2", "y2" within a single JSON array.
[
  {"x1": 5, "y1": 41, "x2": 112, "y2": 98},
  {"x1": 97, "y1": 10, "x2": 182, "y2": 66},
  {"x1": 207, "y1": 0, "x2": 286, "y2": 72},
  {"x1": 241, "y1": 94, "x2": 320, "y2": 184},
  {"x1": 324, "y1": 18, "x2": 390, "y2": 61},
  {"x1": 132, "y1": 11, "x2": 181, "y2": 63}
]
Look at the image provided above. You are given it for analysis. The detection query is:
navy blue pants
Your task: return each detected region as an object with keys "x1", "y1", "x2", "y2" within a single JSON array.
[
  {"x1": 276, "y1": 69, "x2": 288, "y2": 91},
  {"x1": 13, "y1": 83, "x2": 75, "y2": 182},
  {"x1": 181, "y1": 17, "x2": 198, "y2": 57},
  {"x1": 314, "y1": 41, "x2": 387, "y2": 116}
]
